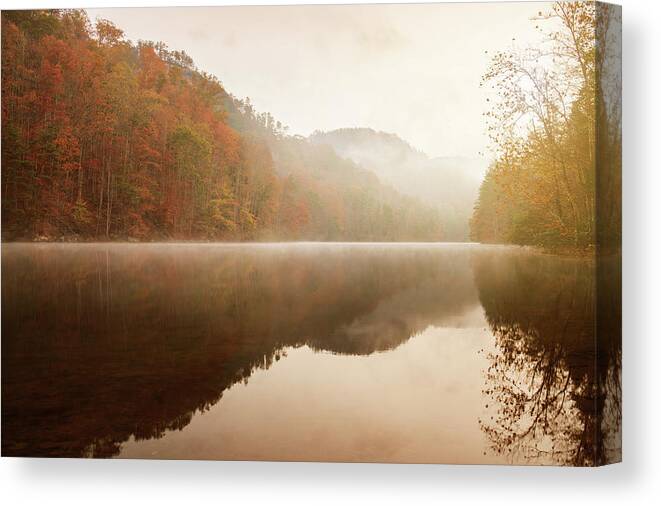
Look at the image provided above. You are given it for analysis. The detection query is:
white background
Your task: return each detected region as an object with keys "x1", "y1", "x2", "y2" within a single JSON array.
[{"x1": 0, "y1": 0, "x2": 658, "y2": 504}]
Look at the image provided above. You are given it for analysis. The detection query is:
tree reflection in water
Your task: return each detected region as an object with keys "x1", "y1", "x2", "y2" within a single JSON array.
[
  {"x1": 2, "y1": 243, "x2": 479, "y2": 458},
  {"x1": 2, "y1": 243, "x2": 621, "y2": 463},
  {"x1": 474, "y1": 251, "x2": 621, "y2": 466}
]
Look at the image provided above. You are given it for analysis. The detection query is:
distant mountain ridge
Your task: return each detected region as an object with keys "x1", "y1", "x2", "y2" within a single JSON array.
[{"x1": 309, "y1": 128, "x2": 487, "y2": 240}]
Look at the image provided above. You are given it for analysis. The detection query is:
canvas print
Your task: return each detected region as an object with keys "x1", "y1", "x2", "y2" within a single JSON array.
[{"x1": 1, "y1": 2, "x2": 621, "y2": 465}]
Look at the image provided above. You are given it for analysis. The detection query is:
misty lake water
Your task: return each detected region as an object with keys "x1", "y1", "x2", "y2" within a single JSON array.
[{"x1": 1, "y1": 243, "x2": 621, "y2": 465}]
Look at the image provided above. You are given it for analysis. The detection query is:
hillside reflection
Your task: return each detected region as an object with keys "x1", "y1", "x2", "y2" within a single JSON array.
[
  {"x1": 2, "y1": 244, "x2": 621, "y2": 463},
  {"x1": 474, "y1": 252, "x2": 621, "y2": 466},
  {"x1": 2, "y1": 243, "x2": 479, "y2": 458}
]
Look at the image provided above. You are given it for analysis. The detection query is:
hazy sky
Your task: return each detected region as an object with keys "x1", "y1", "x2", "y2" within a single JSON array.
[{"x1": 88, "y1": 2, "x2": 550, "y2": 158}]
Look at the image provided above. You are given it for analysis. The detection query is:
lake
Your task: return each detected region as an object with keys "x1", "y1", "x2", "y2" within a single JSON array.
[{"x1": 1, "y1": 243, "x2": 621, "y2": 465}]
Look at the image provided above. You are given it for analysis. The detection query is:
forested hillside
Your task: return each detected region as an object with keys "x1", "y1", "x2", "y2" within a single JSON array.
[
  {"x1": 310, "y1": 128, "x2": 486, "y2": 241},
  {"x1": 469, "y1": 2, "x2": 621, "y2": 252},
  {"x1": 1, "y1": 10, "x2": 443, "y2": 241}
]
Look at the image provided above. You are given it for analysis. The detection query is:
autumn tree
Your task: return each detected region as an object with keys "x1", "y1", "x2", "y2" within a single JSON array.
[
  {"x1": 471, "y1": 2, "x2": 621, "y2": 252},
  {"x1": 2, "y1": 9, "x2": 444, "y2": 243}
]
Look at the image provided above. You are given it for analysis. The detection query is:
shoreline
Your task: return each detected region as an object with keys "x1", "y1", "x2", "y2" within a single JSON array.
[{"x1": 0, "y1": 239, "x2": 620, "y2": 258}]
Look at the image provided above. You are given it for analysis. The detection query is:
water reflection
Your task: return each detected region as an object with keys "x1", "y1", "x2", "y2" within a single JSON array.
[
  {"x1": 1, "y1": 243, "x2": 620, "y2": 464},
  {"x1": 474, "y1": 251, "x2": 622, "y2": 466},
  {"x1": 2, "y1": 243, "x2": 479, "y2": 458},
  {"x1": 119, "y1": 328, "x2": 500, "y2": 463}
]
